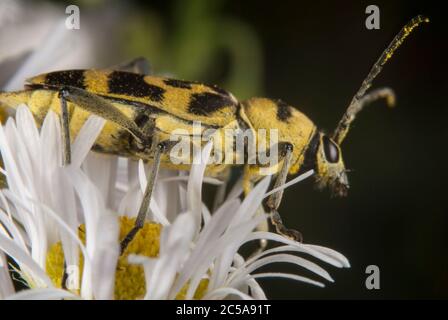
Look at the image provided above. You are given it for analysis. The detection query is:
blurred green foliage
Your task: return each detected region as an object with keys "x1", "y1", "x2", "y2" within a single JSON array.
[
  {"x1": 119, "y1": 0, "x2": 263, "y2": 99},
  {"x1": 52, "y1": 0, "x2": 263, "y2": 99}
]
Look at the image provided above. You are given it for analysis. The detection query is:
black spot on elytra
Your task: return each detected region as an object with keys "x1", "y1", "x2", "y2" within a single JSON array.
[
  {"x1": 188, "y1": 92, "x2": 235, "y2": 116},
  {"x1": 108, "y1": 71, "x2": 165, "y2": 101},
  {"x1": 163, "y1": 78, "x2": 192, "y2": 89},
  {"x1": 45, "y1": 70, "x2": 86, "y2": 89},
  {"x1": 276, "y1": 99, "x2": 292, "y2": 122}
]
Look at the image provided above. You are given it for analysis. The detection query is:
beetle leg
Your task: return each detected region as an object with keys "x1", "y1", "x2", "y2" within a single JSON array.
[
  {"x1": 119, "y1": 140, "x2": 174, "y2": 254},
  {"x1": 58, "y1": 86, "x2": 149, "y2": 146},
  {"x1": 59, "y1": 91, "x2": 71, "y2": 166},
  {"x1": 266, "y1": 142, "x2": 303, "y2": 242},
  {"x1": 110, "y1": 57, "x2": 152, "y2": 75}
]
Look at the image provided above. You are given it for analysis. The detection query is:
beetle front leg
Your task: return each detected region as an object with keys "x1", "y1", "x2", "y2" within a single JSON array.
[{"x1": 266, "y1": 143, "x2": 303, "y2": 242}]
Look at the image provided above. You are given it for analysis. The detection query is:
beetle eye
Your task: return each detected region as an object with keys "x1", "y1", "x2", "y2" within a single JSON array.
[{"x1": 323, "y1": 135, "x2": 339, "y2": 163}]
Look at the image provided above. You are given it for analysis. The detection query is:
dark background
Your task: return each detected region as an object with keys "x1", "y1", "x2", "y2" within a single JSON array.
[{"x1": 7, "y1": 0, "x2": 448, "y2": 299}]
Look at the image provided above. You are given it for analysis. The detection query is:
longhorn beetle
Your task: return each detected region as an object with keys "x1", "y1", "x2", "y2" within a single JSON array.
[{"x1": 0, "y1": 16, "x2": 428, "y2": 254}]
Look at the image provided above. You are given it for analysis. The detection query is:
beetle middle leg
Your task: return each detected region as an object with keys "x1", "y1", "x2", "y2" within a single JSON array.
[{"x1": 120, "y1": 139, "x2": 175, "y2": 254}]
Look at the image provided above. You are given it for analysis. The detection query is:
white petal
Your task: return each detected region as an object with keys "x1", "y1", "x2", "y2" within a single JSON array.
[
  {"x1": 0, "y1": 233, "x2": 52, "y2": 287},
  {"x1": 39, "y1": 111, "x2": 61, "y2": 172},
  {"x1": 117, "y1": 182, "x2": 142, "y2": 218},
  {"x1": 145, "y1": 213, "x2": 195, "y2": 299},
  {"x1": 2, "y1": 189, "x2": 47, "y2": 269},
  {"x1": 92, "y1": 214, "x2": 119, "y2": 300},
  {"x1": 305, "y1": 245, "x2": 351, "y2": 268},
  {"x1": 202, "y1": 287, "x2": 254, "y2": 300},
  {"x1": 70, "y1": 116, "x2": 106, "y2": 168},
  {"x1": 154, "y1": 169, "x2": 184, "y2": 220},
  {"x1": 244, "y1": 232, "x2": 349, "y2": 268},
  {"x1": 0, "y1": 118, "x2": 26, "y2": 197},
  {"x1": 4, "y1": 191, "x2": 90, "y2": 272},
  {"x1": 4, "y1": 19, "x2": 83, "y2": 91},
  {"x1": 66, "y1": 169, "x2": 103, "y2": 299},
  {"x1": 5, "y1": 288, "x2": 79, "y2": 300},
  {"x1": 251, "y1": 272, "x2": 325, "y2": 288},
  {"x1": 245, "y1": 277, "x2": 266, "y2": 300},
  {"x1": 15, "y1": 107, "x2": 40, "y2": 170},
  {"x1": 4, "y1": 190, "x2": 82, "y2": 253},
  {"x1": 208, "y1": 176, "x2": 271, "y2": 291},
  {"x1": 208, "y1": 215, "x2": 267, "y2": 292},
  {"x1": 263, "y1": 170, "x2": 314, "y2": 198},
  {"x1": 187, "y1": 142, "x2": 212, "y2": 234},
  {"x1": 231, "y1": 254, "x2": 266, "y2": 299},
  {"x1": 171, "y1": 199, "x2": 241, "y2": 297},
  {"x1": 0, "y1": 203, "x2": 28, "y2": 251},
  {"x1": 229, "y1": 176, "x2": 270, "y2": 227},
  {"x1": 82, "y1": 153, "x2": 118, "y2": 209},
  {"x1": 245, "y1": 244, "x2": 345, "y2": 268},
  {"x1": 0, "y1": 252, "x2": 15, "y2": 299},
  {"x1": 184, "y1": 216, "x2": 265, "y2": 300},
  {"x1": 245, "y1": 253, "x2": 334, "y2": 282},
  {"x1": 159, "y1": 175, "x2": 223, "y2": 185}
]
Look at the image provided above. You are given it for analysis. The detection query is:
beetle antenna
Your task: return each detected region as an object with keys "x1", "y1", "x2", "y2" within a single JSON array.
[{"x1": 332, "y1": 15, "x2": 429, "y2": 145}]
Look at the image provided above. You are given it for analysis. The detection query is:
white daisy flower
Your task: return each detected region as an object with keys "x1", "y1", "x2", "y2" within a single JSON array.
[{"x1": 0, "y1": 105, "x2": 349, "y2": 300}]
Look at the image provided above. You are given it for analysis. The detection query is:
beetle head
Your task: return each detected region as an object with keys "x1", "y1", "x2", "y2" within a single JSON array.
[{"x1": 315, "y1": 133, "x2": 349, "y2": 197}]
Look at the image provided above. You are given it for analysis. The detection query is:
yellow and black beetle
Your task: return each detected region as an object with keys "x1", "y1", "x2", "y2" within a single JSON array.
[{"x1": 0, "y1": 16, "x2": 428, "y2": 252}]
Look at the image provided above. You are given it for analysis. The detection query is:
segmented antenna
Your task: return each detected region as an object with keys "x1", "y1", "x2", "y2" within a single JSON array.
[{"x1": 333, "y1": 15, "x2": 429, "y2": 144}]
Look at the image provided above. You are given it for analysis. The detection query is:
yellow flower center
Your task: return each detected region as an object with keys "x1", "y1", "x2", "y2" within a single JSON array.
[{"x1": 45, "y1": 216, "x2": 208, "y2": 300}]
